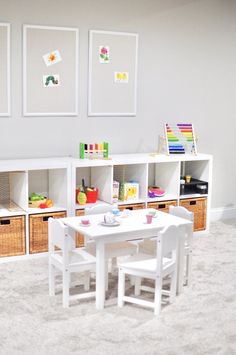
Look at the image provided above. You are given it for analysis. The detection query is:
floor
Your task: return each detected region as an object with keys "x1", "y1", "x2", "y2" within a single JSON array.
[{"x1": 0, "y1": 220, "x2": 236, "y2": 355}]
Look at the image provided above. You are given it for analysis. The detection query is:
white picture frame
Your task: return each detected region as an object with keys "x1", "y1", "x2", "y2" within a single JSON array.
[
  {"x1": 23, "y1": 24, "x2": 79, "y2": 116},
  {"x1": 88, "y1": 30, "x2": 138, "y2": 117},
  {"x1": 0, "y1": 23, "x2": 10, "y2": 117}
]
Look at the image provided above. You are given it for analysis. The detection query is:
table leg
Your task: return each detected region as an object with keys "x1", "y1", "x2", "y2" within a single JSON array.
[
  {"x1": 96, "y1": 240, "x2": 106, "y2": 310},
  {"x1": 177, "y1": 225, "x2": 185, "y2": 294}
]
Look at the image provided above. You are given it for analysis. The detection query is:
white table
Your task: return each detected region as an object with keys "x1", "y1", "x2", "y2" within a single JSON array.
[{"x1": 62, "y1": 209, "x2": 192, "y2": 310}]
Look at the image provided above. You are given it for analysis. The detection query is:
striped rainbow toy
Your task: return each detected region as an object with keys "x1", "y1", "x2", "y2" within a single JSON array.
[{"x1": 165, "y1": 123, "x2": 197, "y2": 155}]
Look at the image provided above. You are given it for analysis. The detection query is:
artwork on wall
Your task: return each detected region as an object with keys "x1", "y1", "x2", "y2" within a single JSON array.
[
  {"x1": 165, "y1": 123, "x2": 197, "y2": 155},
  {"x1": 0, "y1": 23, "x2": 10, "y2": 117},
  {"x1": 88, "y1": 30, "x2": 138, "y2": 116},
  {"x1": 23, "y1": 25, "x2": 78, "y2": 116}
]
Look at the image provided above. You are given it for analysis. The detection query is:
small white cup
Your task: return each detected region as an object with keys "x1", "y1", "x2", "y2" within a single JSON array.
[{"x1": 104, "y1": 212, "x2": 115, "y2": 224}]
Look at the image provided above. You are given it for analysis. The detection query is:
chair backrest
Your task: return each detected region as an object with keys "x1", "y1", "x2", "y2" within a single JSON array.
[
  {"x1": 169, "y1": 205, "x2": 193, "y2": 222},
  {"x1": 85, "y1": 204, "x2": 112, "y2": 215},
  {"x1": 48, "y1": 217, "x2": 68, "y2": 251},
  {"x1": 156, "y1": 225, "x2": 179, "y2": 273}
]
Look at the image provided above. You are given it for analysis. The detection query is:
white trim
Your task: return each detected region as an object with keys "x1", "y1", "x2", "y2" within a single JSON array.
[
  {"x1": 23, "y1": 24, "x2": 79, "y2": 117},
  {"x1": 88, "y1": 30, "x2": 138, "y2": 117},
  {"x1": 210, "y1": 207, "x2": 236, "y2": 221},
  {"x1": 0, "y1": 23, "x2": 10, "y2": 117}
]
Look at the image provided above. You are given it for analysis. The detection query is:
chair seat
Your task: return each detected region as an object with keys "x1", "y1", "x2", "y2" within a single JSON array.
[{"x1": 119, "y1": 253, "x2": 174, "y2": 274}]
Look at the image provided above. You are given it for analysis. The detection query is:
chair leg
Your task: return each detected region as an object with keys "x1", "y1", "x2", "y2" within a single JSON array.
[
  {"x1": 169, "y1": 271, "x2": 177, "y2": 303},
  {"x1": 84, "y1": 271, "x2": 90, "y2": 291},
  {"x1": 105, "y1": 261, "x2": 109, "y2": 292},
  {"x1": 154, "y1": 277, "x2": 162, "y2": 316},
  {"x1": 63, "y1": 270, "x2": 70, "y2": 308},
  {"x1": 186, "y1": 251, "x2": 192, "y2": 286},
  {"x1": 111, "y1": 257, "x2": 117, "y2": 273},
  {"x1": 134, "y1": 277, "x2": 141, "y2": 296},
  {"x1": 49, "y1": 263, "x2": 56, "y2": 296},
  {"x1": 118, "y1": 268, "x2": 125, "y2": 308}
]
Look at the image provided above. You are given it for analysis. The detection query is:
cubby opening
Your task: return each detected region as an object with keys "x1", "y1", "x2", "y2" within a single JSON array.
[
  {"x1": 75, "y1": 165, "x2": 112, "y2": 209},
  {"x1": 113, "y1": 164, "x2": 147, "y2": 204},
  {"x1": 147, "y1": 162, "x2": 180, "y2": 202},
  {"x1": 28, "y1": 168, "x2": 68, "y2": 214},
  {"x1": 0, "y1": 171, "x2": 27, "y2": 217}
]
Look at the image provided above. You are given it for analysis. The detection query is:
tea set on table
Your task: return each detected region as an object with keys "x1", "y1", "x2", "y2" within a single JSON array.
[{"x1": 80, "y1": 207, "x2": 157, "y2": 227}]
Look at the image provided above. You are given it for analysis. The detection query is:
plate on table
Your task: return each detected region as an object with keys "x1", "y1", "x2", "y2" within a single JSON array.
[
  {"x1": 79, "y1": 222, "x2": 91, "y2": 227},
  {"x1": 100, "y1": 221, "x2": 120, "y2": 227}
]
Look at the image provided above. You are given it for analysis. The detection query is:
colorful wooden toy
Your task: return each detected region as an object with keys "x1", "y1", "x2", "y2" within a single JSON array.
[{"x1": 80, "y1": 142, "x2": 110, "y2": 159}]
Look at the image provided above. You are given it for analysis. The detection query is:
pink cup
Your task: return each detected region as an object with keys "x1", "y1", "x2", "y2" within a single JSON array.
[
  {"x1": 81, "y1": 218, "x2": 90, "y2": 225},
  {"x1": 146, "y1": 214, "x2": 153, "y2": 224}
]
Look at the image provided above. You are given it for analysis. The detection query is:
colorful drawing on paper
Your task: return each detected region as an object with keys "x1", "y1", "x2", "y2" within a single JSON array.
[
  {"x1": 165, "y1": 123, "x2": 197, "y2": 155},
  {"x1": 43, "y1": 50, "x2": 62, "y2": 66},
  {"x1": 99, "y1": 46, "x2": 110, "y2": 63},
  {"x1": 114, "y1": 72, "x2": 129, "y2": 83},
  {"x1": 43, "y1": 74, "x2": 60, "y2": 87}
]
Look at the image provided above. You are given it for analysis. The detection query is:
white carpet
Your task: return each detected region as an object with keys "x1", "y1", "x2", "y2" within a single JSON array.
[{"x1": 0, "y1": 220, "x2": 236, "y2": 355}]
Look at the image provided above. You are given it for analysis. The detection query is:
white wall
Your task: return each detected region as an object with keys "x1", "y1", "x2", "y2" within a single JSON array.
[{"x1": 0, "y1": 0, "x2": 236, "y2": 210}]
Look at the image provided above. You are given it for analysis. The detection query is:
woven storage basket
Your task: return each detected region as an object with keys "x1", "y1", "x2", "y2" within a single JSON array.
[
  {"x1": 180, "y1": 197, "x2": 207, "y2": 231},
  {"x1": 147, "y1": 200, "x2": 177, "y2": 213},
  {"x1": 0, "y1": 172, "x2": 10, "y2": 205},
  {"x1": 76, "y1": 209, "x2": 85, "y2": 247},
  {"x1": 0, "y1": 215, "x2": 25, "y2": 257},
  {"x1": 118, "y1": 203, "x2": 145, "y2": 211},
  {"x1": 29, "y1": 211, "x2": 66, "y2": 254}
]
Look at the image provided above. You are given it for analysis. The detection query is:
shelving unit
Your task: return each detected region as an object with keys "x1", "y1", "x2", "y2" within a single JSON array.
[
  {"x1": 0, "y1": 153, "x2": 212, "y2": 261},
  {"x1": 0, "y1": 158, "x2": 71, "y2": 260}
]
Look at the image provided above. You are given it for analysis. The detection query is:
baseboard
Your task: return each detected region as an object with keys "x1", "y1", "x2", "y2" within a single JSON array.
[{"x1": 210, "y1": 207, "x2": 236, "y2": 221}]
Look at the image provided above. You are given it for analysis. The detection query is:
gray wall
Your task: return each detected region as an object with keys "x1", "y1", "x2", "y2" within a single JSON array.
[{"x1": 0, "y1": 0, "x2": 236, "y2": 209}]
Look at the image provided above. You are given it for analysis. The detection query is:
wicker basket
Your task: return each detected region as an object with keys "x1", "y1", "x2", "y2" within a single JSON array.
[
  {"x1": 147, "y1": 200, "x2": 177, "y2": 213},
  {"x1": 76, "y1": 209, "x2": 85, "y2": 247},
  {"x1": 29, "y1": 211, "x2": 66, "y2": 254},
  {"x1": 180, "y1": 197, "x2": 207, "y2": 231},
  {"x1": 118, "y1": 203, "x2": 145, "y2": 211},
  {"x1": 0, "y1": 215, "x2": 25, "y2": 257}
]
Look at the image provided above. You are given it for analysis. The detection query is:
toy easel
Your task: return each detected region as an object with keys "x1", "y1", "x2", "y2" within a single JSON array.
[{"x1": 80, "y1": 142, "x2": 110, "y2": 159}]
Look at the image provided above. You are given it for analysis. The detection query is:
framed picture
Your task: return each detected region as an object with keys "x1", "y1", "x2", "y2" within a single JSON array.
[
  {"x1": 165, "y1": 123, "x2": 197, "y2": 155},
  {"x1": 88, "y1": 30, "x2": 138, "y2": 116},
  {"x1": 23, "y1": 25, "x2": 78, "y2": 116},
  {"x1": 0, "y1": 23, "x2": 10, "y2": 116}
]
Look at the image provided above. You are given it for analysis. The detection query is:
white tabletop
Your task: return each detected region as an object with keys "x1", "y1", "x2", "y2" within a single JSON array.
[{"x1": 62, "y1": 209, "x2": 192, "y2": 242}]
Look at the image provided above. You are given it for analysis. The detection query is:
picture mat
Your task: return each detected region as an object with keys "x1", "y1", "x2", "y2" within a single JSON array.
[
  {"x1": 0, "y1": 23, "x2": 10, "y2": 116},
  {"x1": 23, "y1": 25, "x2": 78, "y2": 116},
  {"x1": 88, "y1": 30, "x2": 138, "y2": 116}
]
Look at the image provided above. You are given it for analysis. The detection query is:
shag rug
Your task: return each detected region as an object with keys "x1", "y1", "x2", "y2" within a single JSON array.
[{"x1": 0, "y1": 220, "x2": 236, "y2": 355}]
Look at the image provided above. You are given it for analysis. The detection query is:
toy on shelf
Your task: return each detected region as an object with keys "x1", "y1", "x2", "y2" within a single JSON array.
[
  {"x1": 164, "y1": 123, "x2": 197, "y2": 155},
  {"x1": 76, "y1": 179, "x2": 98, "y2": 204},
  {"x1": 80, "y1": 142, "x2": 110, "y2": 160},
  {"x1": 119, "y1": 181, "x2": 139, "y2": 202},
  {"x1": 28, "y1": 192, "x2": 53, "y2": 208},
  {"x1": 148, "y1": 186, "x2": 166, "y2": 198}
]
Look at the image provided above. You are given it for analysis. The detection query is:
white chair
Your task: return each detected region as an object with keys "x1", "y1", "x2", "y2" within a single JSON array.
[
  {"x1": 118, "y1": 225, "x2": 179, "y2": 315},
  {"x1": 84, "y1": 204, "x2": 137, "y2": 290},
  {"x1": 169, "y1": 205, "x2": 193, "y2": 286},
  {"x1": 48, "y1": 218, "x2": 96, "y2": 308}
]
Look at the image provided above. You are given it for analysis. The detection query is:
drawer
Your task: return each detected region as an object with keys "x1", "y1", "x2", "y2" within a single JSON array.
[
  {"x1": 147, "y1": 200, "x2": 177, "y2": 213},
  {"x1": 180, "y1": 197, "x2": 207, "y2": 231},
  {"x1": 29, "y1": 211, "x2": 66, "y2": 254},
  {"x1": 76, "y1": 209, "x2": 85, "y2": 247},
  {"x1": 0, "y1": 215, "x2": 25, "y2": 257},
  {"x1": 118, "y1": 203, "x2": 145, "y2": 211}
]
